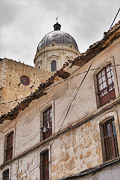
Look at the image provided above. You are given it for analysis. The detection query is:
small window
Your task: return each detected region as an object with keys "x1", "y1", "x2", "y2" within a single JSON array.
[
  {"x1": 2, "y1": 169, "x2": 9, "y2": 180},
  {"x1": 40, "y1": 150, "x2": 49, "y2": 180},
  {"x1": 38, "y1": 65, "x2": 41, "y2": 69},
  {"x1": 5, "y1": 132, "x2": 14, "y2": 162},
  {"x1": 20, "y1": 75, "x2": 30, "y2": 86},
  {"x1": 51, "y1": 60, "x2": 57, "y2": 72},
  {"x1": 100, "y1": 117, "x2": 119, "y2": 162},
  {"x1": 97, "y1": 64, "x2": 116, "y2": 107},
  {"x1": 43, "y1": 107, "x2": 52, "y2": 140}
]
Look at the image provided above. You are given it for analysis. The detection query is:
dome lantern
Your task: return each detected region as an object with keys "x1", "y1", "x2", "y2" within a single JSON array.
[{"x1": 53, "y1": 22, "x2": 61, "y2": 31}]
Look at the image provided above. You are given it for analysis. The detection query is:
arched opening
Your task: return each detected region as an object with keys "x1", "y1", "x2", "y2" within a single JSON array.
[
  {"x1": 51, "y1": 60, "x2": 57, "y2": 72},
  {"x1": 2, "y1": 169, "x2": 9, "y2": 180},
  {"x1": 38, "y1": 65, "x2": 41, "y2": 70}
]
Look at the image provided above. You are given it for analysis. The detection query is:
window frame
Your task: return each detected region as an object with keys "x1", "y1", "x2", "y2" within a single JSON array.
[
  {"x1": 96, "y1": 64, "x2": 116, "y2": 107},
  {"x1": 100, "y1": 117, "x2": 119, "y2": 162},
  {"x1": 94, "y1": 57, "x2": 119, "y2": 108},
  {"x1": 51, "y1": 60, "x2": 57, "y2": 72},
  {"x1": 40, "y1": 100, "x2": 55, "y2": 141},
  {"x1": 2, "y1": 169, "x2": 9, "y2": 180},
  {"x1": 98, "y1": 111, "x2": 120, "y2": 163},
  {"x1": 40, "y1": 149, "x2": 49, "y2": 180},
  {"x1": 43, "y1": 106, "x2": 52, "y2": 140},
  {"x1": 4, "y1": 130, "x2": 14, "y2": 162}
]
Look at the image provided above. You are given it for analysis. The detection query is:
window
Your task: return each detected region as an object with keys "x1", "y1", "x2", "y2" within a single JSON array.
[
  {"x1": 20, "y1": 75, "x2": 30, "y2": 86},
  {"x1": 51, "y1": 60, "x2": 57, "y2": 72},
  {"x1": 97, "y1": 64, "x2": 116, "y2": 107},
  {"x1": 40, "y1": 150, "x2": 49, "y2": 180},
  {"x1": 5, "y1": 131, "x2": 13, "y2": 162},
  {"x1": 38, "y1": 65, "x2": 41, "y2": 69},
  {"x1": 100, "y1": 117, "x2": 119, "y2": 162},
  {"x1": 2, "y1": 169, "x2": 9, "y2": 180},
  {"x1": 43, "y1": 107, "x2": 52, "y2": 140}
]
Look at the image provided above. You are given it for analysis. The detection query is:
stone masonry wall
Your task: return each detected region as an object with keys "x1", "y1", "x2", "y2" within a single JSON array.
[{"x1": 0, "y1": 58, "x2": 51, "y2": 116}]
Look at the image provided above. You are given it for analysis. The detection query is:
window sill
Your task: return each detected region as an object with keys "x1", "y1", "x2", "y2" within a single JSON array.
[
  {"x1": 62, "y1": 156, "x2": 120, "y2": 180},
  {"x1": 98, "y1": 97, "x2": 120, "y2": 111}
]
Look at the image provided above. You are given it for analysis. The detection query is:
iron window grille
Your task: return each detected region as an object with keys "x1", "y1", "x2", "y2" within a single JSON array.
[
  {"x1": 5, "y1": 131, "x2": 13, "y2": 162},
  {"x1": 43, "y1": 107, "x2": 52, "y2": 140},
  {"x1": 40, "y1": 150, "x2": 49, "y2": 180},
  {"x1": 97, "y1": 64, "x2": 116, "y2": 107},
  {"x1": 2, "y1": 169, "x2": 9, "y2": 180},
  {"x1": 100, "y1": 117, "x2": 119, "y2": 162}
]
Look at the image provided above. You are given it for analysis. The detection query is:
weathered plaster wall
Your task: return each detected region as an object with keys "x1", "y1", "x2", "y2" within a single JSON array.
[
  {"x1": 0, "y1": 40, "x2": 120, "y2": 179},
  {"x1": 53, "y1": 39, "x2": 120, "y2": 131},
  {"x1": 68, "y1": 162, "x2": 120, "y2": 180},
  {"x1": 0, "y1": 108, "x2": 120, "y2": 179},
  {"x1": 51, "y1": 109, "x2": 120, "y2": 180},
  {"x1": 15, "y1": 103, "x2": 41, "y2": 156},
  {"x1": 0, "y1": 39, "x2": 120, "y2": 156},
  {"x1": 0, "y1": 149, "x2": 40, "y2": 180}
]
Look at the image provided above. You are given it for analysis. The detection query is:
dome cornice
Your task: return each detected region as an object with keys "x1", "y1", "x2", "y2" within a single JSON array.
[{"x1": 34, "y1": 44, "x2": 80, "y2": 64}]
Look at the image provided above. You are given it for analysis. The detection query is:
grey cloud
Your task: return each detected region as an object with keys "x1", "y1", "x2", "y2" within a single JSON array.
[
  {"x1": 0, "y1": 0, "x2": 120, "y2": 66},
  {"x1": 0, "y1": 0, "x2": 26, "y2": 27}
]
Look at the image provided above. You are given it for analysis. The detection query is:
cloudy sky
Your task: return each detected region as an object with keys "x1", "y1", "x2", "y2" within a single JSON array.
[{"x1": 0, "y1": 0, "x2": 120, "y2": 66}]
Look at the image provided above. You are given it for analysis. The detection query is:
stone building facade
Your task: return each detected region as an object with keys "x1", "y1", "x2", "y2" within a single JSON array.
[
  {"x1": 0, "y1": 59, "x2": 51, "y2": 116},
  {"x1": 0, "y1": 21, "x2": 120, "y2": 180}
]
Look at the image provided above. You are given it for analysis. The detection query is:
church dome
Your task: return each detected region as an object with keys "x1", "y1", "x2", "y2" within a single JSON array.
[
  {"x1": 36, "y1": 22, "x2": 79, "y2": 53},
  {"x1": 34, "y1": 22, "x2": 80, "y2": 72}
]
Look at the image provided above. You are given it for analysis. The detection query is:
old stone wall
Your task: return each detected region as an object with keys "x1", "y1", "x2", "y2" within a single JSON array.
[
  {"x1": 68, "y1": 162, "x2": 120, "y2": 180},
  {"x1": 0, "y1": 60, "x2": 3, "y2": 86},
  {"x1": 0, "y1": 60, "x2": 3, "y2": 104},
  {"x1": 0, "y1": 58, "x2": 51, "y2": 116},
  {"x1": 51, "y1": 109, "x2": 120, "y2": 180}
]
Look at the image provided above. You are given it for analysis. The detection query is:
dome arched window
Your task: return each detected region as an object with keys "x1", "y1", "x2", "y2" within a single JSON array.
[
  {"x1": 51, "y1": 60, "x2": 57, "y2": 72},
  {"x1": 38, "y1": 65, "x2": 41, "y2": 69}
]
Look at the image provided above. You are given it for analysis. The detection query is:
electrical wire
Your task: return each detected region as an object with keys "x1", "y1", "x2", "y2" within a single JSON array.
[
  {"x1": 110, "y1": 8, "x2": 120, "y2": 29},
  {"x1": 0, "y1": 63, "x2": 120, "y2": 177},
  {"x1": 50, "y1": 59, "x2": 94, "y2": 149},
  {"x1": 1, "y1": 130, "x2": 119, "y2": 180},
  {"x1": 0, "y1": 64, "x2": 120, "y2": 105},
  {"x1": 0, "y1": 11, "x2": 120, "y2": 179},
  {"x1": 0, "y1": 60, "x2": 94, "y2": 179}
]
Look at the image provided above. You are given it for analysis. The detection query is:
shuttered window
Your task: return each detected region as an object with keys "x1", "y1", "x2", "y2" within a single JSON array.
[
  {"x1": 100, "y1": 117, "x2": 119, "y2": 162},
  {"x1": 97, "y1": 64, "x2": 116, "y2": 106}
]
